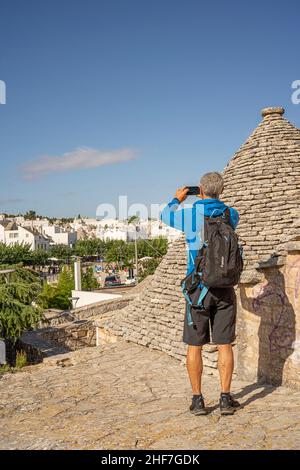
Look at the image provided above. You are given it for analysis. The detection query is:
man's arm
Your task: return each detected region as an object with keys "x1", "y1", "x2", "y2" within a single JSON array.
[
  {"x1": 160, "y1": 187, "x2": 190, "y2": 233},
  {"x1": 229, "y1": 207, "x2": 239, "y2": 230}
]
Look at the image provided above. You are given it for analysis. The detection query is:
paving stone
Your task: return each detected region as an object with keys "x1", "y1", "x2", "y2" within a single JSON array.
[{"x1": 0, "y1": 341, "x2": 300, "y2": 449}]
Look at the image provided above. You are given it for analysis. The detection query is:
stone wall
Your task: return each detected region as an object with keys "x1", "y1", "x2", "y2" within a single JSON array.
[
  {"x1": 222, "y1": 107, "x2": 300, "y2": 281},
  {"x1": 38, "y1": 296, "x2": 135, "y2": 352},
  {"x1": 41, "y1": 296, "x2": 135, "y2": 328},
  {"x1": 40, "y1": 320, "x2": 97, "y2": 351},
  {"x1": 236, "y1": 242, "x2": 300, "y2": 388}
]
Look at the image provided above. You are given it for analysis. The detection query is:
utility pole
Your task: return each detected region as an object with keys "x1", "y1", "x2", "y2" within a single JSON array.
[{"x1": 74, "y1": 258, "x2": 82, "y2": 291}]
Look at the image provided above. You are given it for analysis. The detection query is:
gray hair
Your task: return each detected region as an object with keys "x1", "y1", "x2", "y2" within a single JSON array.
[{"x1": 199, "y1": 172, "x2": 224, "y2": 199}]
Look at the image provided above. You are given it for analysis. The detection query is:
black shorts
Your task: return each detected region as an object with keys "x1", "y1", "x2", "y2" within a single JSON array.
[{"x1": 183, "y1": 287, "x2": 236, "y2": 346}]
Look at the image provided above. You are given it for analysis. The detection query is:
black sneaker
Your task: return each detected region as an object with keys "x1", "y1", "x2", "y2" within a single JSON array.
[
  {"x1": 190, "y1": 395, "x2": 208, "y2": 415},
  {"x1": 219, "y1": 393, "x2": 240, "y2": 415}
]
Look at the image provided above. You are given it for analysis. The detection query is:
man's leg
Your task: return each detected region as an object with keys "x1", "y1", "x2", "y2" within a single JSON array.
[
  {"x1": 186, "y1": 345, "x2": 207, "y2": 415},
  {"x1": 186, "y1": 345, "x2": 203, "y2": 394},
  {"x1": 217, "y1": 344, "x2": 234, "y2": 393},
  {"x1": 218, "y1": 344, "x2": 240, "y2": 414}
]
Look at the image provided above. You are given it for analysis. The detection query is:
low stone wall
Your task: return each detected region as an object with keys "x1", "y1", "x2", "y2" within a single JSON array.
[
  {"x1": 73, "y1": 295, "x2": 135, "y2": 321},
  {"x1": 15, "y1": 295, "x2": 135, "y2": 362},
  {"x1": 40, "y1": 320, "x2": 96, "y2": 351},
  {"x1": 40, "y1": 309, "x2": 75, "y2": 327},
  {"x1": 6, "y1": 337, "x2": 48, "y2": 366},
  {"x1": 40, "y1": 296, "x2": 135, "y2": 328}
]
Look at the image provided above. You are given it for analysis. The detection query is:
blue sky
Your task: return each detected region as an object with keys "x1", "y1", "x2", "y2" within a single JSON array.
[{"x1": 0, "y1": 0, "x2": 299, "y2": 217}]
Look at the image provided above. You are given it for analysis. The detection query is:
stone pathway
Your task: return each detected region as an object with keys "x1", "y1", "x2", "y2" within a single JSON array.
[{"x1": 0, "y1": 341, "x2": 300, "y2": 450}]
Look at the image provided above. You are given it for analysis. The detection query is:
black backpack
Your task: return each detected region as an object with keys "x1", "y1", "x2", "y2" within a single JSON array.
[{"x1": 181, "y1": 208, "x2": 243, "y2": 324}]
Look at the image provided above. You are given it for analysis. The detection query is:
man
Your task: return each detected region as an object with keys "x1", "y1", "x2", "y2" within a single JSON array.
[{"x1": 160, "y1": 172, "x2": 240, "y2": 415}]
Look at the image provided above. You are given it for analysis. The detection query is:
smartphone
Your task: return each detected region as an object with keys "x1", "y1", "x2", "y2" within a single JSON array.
[{"x1": 186, "y1": 186, "x2": 200, "y2": 195}]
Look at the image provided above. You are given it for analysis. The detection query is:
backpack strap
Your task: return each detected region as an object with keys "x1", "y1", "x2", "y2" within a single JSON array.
[
  {"x1": 222, "y1": 207, "x2": 231, "y2": 223},
  {"x1": 196, "y1": 285, "x2": 209, "y2": 308},
  {"x1": 181, "y1": 279, "x2": 194, "y2": 326}
]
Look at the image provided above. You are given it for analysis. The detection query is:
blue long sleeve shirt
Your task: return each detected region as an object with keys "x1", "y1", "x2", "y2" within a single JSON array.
[{"x1": 160, "y1": 198, "x2": 239, "y2": 275}]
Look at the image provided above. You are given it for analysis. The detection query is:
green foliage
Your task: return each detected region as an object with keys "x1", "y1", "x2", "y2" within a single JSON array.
[
  {"x1": 127, "y1": 215, "x2": 139, "y2": 225},
  {"x1": 0, "y1": 243, "x2": 49, "y2": 266},
  {"x1": 105, "y1": 240, "x2": 132, "y2": 269},
  {"x1": 0, "y1": 242, "x2": 32, "y2": 265},
  {"x1": 138, "y1": 258, "x2": 162, "y2": 282},
  {"x1": 82, "y1": 267, "x2": 98, "y2": 291},
  {"x1": 0, "y1": 237, "x2": 167, "y2": 270},
  {"x1": 48, "y1": 244, "x2": 73, "y2": 261},
  {"x1": 0, "y1": 350, "x2": 27, "y2": 374},
  {"x1": 28, "y1": 249, "x2": 49, "y2": 266},
  {"x1": 0, "y1": 363, "x2": 12, "y2": 375},
  {"x1": 137, "y1": 237, "x2": 168, "y2": 258},
  {"x1": 73, "y1": 239, "x2": 106, "y2": 257},
  {"x1": 39, "y1": 264, "x2": 99, "y2": 308},
  {"x1": 39, "y1": 266, "x2": 74, "y2": 310},
  {"x1": 24, "y1": 210, "x2": 37, "y2": 220},
  {"x1": 15, "y1": 350, "x2": 27, "y2": 369},
  {"x1": 0, "y1": 266, "x2": 43, "y2": 341},
  {"x1": 38, "y1": 282, "x2": 57, "y2": 309}
]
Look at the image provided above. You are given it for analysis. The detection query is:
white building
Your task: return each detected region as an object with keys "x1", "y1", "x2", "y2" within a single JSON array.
[
  {"x1": 97, "y1": 219, "x2": 128, "y2": 241},
  {"x1": 148, "y1": 220, "x2": 181, "y2": 242},
  {"x1": 0, "y1": 221, "x2": 50, "y2": 251},
  {"x1": 42, "y1": 225, "x2": 77, "y2": 247},
  {"x1": 94, "y1": 217, "x2": 181, "y2": 243}
]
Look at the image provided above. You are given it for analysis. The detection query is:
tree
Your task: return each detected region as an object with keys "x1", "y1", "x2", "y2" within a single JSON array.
[
  {"x1": 51, "y1": 266, "x2": 74, "y2": 310},
  {"x1": 0, "y1": 242, "x2": 32, "y2": 265},
  {"x1": 24, "y1": 210, "x2": 37, "y2": 220},
  {"x1": 137, "y1": 237, "x2": 168, "y2": 258},
  {"x1": 105, "y1": 240, "x2": 130, "y2": 270},
  {"x1": 82, "y1": 267, "x2": 98, "y2": 291},
  {"x1": 49, "y1": 244, "x2": 73, "y2": 261},
  {"x1": 0, "y1": 265, "x2": 43, "y2": 341},
  {"x1": 38, "y1": 266, "x2": 74, "y2": 310},
  {"x1": 38, "y1": 282, "x2": 57, "y2": 310},
  {"x1": 73, "y1": 239, "x2": 106, "y2": 258},
  {"x1": 138, "y1": 258, "x2": 162, "y2": 282},
  {"x1": 29, "y1": 249, "x2": 49, "y2": 267},
  {"x1": 0, "y1": 243, "x2": 50, "y2": 267}
]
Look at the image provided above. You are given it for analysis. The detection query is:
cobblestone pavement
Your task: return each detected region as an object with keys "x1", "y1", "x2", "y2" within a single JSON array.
[{"x1": 1, "y1": 341, "x2": 300, "y2": 450}]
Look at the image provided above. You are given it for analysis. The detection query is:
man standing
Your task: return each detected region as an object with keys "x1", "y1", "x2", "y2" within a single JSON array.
[{"x1": 160, "y1": 172, "x2": 241, "y2": 415}]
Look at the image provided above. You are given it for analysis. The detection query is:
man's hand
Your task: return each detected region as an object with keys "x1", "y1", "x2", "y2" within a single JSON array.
[{"x1": 175, "y1": 186, "x2": 189, "y2": 203}]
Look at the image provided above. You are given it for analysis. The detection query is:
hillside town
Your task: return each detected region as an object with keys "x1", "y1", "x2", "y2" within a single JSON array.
[{"x1": 0, "y1": 212, "x2": 180, "y2": 249}]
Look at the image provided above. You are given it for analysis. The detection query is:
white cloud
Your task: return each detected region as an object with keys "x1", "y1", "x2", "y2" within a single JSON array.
[{"x1": 21, "y1": 147, "x2": 137, "y2": 180}]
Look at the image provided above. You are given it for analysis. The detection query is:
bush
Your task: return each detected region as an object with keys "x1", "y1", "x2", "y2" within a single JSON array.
[
  {"x1": 82, "y1": 267, "x2": 98, "y2": 291},
  {"x1": 15, "y1": 350, "x2": 27, "y2": 369},
  {"x1": 38, "y1": 266, "x2": 74, "y2": 310}
]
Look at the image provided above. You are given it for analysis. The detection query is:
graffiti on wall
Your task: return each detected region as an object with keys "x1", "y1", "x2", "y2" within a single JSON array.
[{"x1": 252, "y1": 279, "x2": 294, "y2": 354}]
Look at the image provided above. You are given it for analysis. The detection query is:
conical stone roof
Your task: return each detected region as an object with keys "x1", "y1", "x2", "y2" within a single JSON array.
[
  {"x1": 104, "y1": 107, "x2": 300, "y2": 363},
  {"x1": 222, "y1": 107, "x2": 300, "y2": 279}
]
